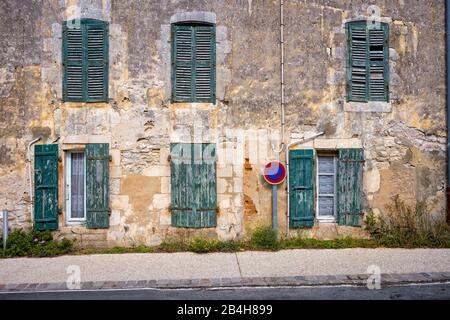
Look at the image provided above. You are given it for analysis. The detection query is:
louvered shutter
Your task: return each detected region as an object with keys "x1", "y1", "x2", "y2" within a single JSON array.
[
  {"x1": 86, "y1": 143, "x2": 110, "y2": 229},
  {"x1": 34, "y1": 144, "x2": 59, "y2": 231},
  {"x1": 63, "y1": 19, "x2": 108, "y2": 102},
  {"x1": 173, "y1": 25, "x2": 194, "y2": 102},
  {"x1": 63, "y1": 22, "x2": 84, "y2": 101},
  {"x1": 347, "y1": 21, "x2": 389, "y2": 102},
  {"x1": 368, "y1": 24, "x2": 389, "y2": 101},
  {"x1": 172, "y1": 24, "x2": 215, "y2": 103},
  {"x1": 86, "y1": 21, "x2": 108, "y2": 102},
  {"x1": 171, "y1": 143, "x2": 217, "y2": 228},
  {"x1": 194, "y1": 26, "x2": 215, "y2": 102},
  {"x1": 337, "y1": 149, "x2": 364, "y2": 227},
  {"x1": 289, "y1": 149, "x2": 315, "y2": 228}
]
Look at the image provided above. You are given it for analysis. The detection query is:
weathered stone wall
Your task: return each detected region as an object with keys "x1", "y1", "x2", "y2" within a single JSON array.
[{"x1": 0, "y1": 0, "x2": 446, "y2": 245}]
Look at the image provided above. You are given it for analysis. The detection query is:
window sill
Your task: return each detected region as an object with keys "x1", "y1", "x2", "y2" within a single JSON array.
[
  {"x1": 344, "y1": 101, "x2": 392, "y2": 113},
  {"x1": 62, "y1": 101, "x2": 110, "y2": 108},
  {"x1": 170, "y1": 102, "x2": 216, "y2": 108}
]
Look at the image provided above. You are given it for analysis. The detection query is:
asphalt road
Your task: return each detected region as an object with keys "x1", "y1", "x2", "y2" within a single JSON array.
[{"x1": 1, "y1": 283, "x2": 449, "y2": 300}]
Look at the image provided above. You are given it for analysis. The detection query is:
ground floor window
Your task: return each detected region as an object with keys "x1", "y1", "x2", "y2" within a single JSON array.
[
  {"x1": 66, "y1": 151, "x2": 86, "y2": 223},
  {"x1": 289, "y1": 148, "x2": 364, "y2": 228},
  {"x1": 317, "y1": 155, "x2": 337, "y2": 221}
]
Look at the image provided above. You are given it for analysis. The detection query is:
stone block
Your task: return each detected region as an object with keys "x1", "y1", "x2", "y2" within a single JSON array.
[
  {"x1": 143, "y1": 165, "x2": 170, "y2": 177},
  {"x1": 153, "y1": 194, "x2": 170, "y2": 210}
]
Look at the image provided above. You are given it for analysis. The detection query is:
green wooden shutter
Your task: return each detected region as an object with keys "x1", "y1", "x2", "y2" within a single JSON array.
[
  {"x1": 63, "y1": 21, "x2": 84, "y2": 102},
  {"x1": 86, "y1": 143, "x2": 110, "y2": 229},
  {"x1": 171, "y1": 143, "x2": 216, "y2": 228},
  {"x1": 337, "y1": 149, "x2": 364, "y2": 227},
  {"x1": 172, "y1": 25, "x2": 194, "y2": 102},
  {"x1": 368, "y1": 23, "x2": 389, "y2": 101},
  {"x1": 34, "y1": 144, "x2": 59, "y2": 231},
  {"x1": 194, "y1": 25, "x2": 215, "y2": 102},
  {"x1": 289, "y1": 149, "x2": 314, "y2": 228},
  {"x1": 63, "y1": 19, "x2": 108, "y2": 102},
  {"x1": 347, "y1": 21, "x2": 389, "y2": 102},
  {"x1": 86, "y1": 20, "x2": 109, "y2": 102},
  {"x1": 172, "y1": 24, "x2": 215, "y2": 103}
]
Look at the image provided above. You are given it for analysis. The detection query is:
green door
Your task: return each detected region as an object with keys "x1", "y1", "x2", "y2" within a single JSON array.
[
  {"x1": 34, "y1": 144, "x2": 59, "y2": 231},
  {"x1": 289, "y1": 149, "x2": 314, "y2": 228}
]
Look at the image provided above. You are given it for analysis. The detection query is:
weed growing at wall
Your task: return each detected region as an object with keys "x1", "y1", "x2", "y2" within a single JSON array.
[
  {"x1": 249, "y1": 225, "x2": 279, "y2": 250},
  {"x1": 1, "y1": 229, "x2": 73, "y2": 258},
  {"x1": 365, "y1": 195, "x2": 450, "y2": 248}
]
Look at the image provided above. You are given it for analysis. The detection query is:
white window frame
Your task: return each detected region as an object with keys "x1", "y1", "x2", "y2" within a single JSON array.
[
  {"x1": 65, "y1": 151, "x2": 87, "y2": 224},
  {"x1": 316, "y1": 155, "x2": 337, "y2": 222}
]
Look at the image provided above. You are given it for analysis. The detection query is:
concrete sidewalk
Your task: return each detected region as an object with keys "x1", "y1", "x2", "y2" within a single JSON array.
[{"x1": 1, "y1": 249, "x2": 450, "y2": 292}]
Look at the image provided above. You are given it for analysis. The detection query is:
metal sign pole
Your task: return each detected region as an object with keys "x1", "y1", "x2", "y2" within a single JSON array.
[
  {"x1": 272, "y1": 185, "x2": 277, "y2": 230},
  {"x1": 2, "y1": 210, "x2": 8, "y2": 250}
]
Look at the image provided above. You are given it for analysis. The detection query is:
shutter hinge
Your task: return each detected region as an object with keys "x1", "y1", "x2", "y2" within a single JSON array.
[
  {"x1": 109, "y1": 155, "x2": 112, "y2": 162},
  {"x1": 167, "y1": 154, "x2": 171, "y2": 162},
  {"x1": 108, "y1": 208, "x2": 112, "y2": 216},
  {"x1": 58, "y1": 207, "x2": 63, "y2": 215}
]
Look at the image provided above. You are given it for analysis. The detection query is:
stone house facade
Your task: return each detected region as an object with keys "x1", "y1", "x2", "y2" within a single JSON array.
[{"x1": 0, "y1": 0, "x2": 446, "y2": 247}]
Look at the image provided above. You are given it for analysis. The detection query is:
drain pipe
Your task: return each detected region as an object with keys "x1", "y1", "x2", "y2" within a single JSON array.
[
  {"x1": 27, "y1": 137, "x2": 42, "y2": 227},
  {"x1": 285, "y1": 132, "x2": 325, "y2": 237},
  {"x1": 447, "y1": 0, "x2": 450, "y2": 224},
  {"x1": 272, "y1": 0, "x2": 285, "y2": 154}
]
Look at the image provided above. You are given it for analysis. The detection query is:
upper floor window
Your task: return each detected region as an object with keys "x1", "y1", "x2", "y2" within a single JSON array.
[
  {"x1": 63, "y1": 19, "x2": 109, "y2": 102},
  {"x1": 171, "y1": 23, "x2": 216, "y2": 103},
  {"x1": 347, "y1": 21, "x2": 389, "y2": 102}
]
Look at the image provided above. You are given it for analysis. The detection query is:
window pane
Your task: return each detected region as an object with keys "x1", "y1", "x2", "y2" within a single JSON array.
[
  {"x1": 318, "y1": 196, "x2": 334, "y2": 216},
  {"x1": 319, "y1": 175, "x2": 334, "y2": 194},
  {"x1": 71, "y1": 153, "x2": 85, "y2": 219},
  {"x1": 318, "y1": 156, "x2": 334, "y2": 174}
]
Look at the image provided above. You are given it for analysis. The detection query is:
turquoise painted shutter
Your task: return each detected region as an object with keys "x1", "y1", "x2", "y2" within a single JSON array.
[
  {"x1": 347, "y1": 21, "x2": 389, "y2": 102},
  {"x1": 172, "y1": 25, "x2": 194, "y2": 102},
  {"x1": 289, "y1": 149, "x2": 314, "y2": 228},
  {"x1": 337, "y1": 149, "x2": 364, "y2": 226},
  {"x1": 63, "y1": 19, "x2": 108, "y2": 102},
  {"x1": 347, "y1": 21, "x2": 368, "y2": 102},
  {"x1": 63, "y1": 21, "x2": 84, "y2": 102},
  {"x1": 86, "y1": 143, "x2": 110, "y2": 229},
  {"x1": 86, "y1": 20, "x2": 109, "y2": 102},
  {"x1": 194, "y1": 25, "x2": 215, "y2": 102},
  {"x1": 172, "y1": 24, "x2": 215, "y2": 103},
  {"x1": 171, "y1": 143, "x2": 216, "y2": 228},
  {"x1": 34, "y1": 144, "x2": 59, "y2": 231}
]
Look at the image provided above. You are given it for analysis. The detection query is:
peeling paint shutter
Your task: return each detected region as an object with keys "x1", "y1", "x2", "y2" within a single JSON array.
[
  {"x1": 63, "y1": 19, "x2": 108, "y2": 102},
  {"x1": 34, "y1": 144, "x2": 59, "y2": 231},
  {"x1": 368, "y1": 24, "x2": 389, "y2": 101},
  {"x1": 194, "y1": 26, "x2": 215, "y2": 102},
  {"x1": 337, "y1": 149, "x2": 364, "y2": 227},
  {"x1": 171, "y1": 143, "x2": 216, "y2": 228},
  {"x1": 172, "y1": 24, "x2": 215, "y2": 103},
  {"x1": 86, "y1": 143, "x2": 110, "y2": 229},
  {"x1": 289, "y1": 149, "x2": 314, "y2": 228},
  {"x1": 347, "y1": 21, "x2": 389, "y2": 102}
]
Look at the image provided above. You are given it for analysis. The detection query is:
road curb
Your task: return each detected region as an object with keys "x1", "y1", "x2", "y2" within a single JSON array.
[{"x1": 1, "y1": 272, "x2": 450, "y2": 292}]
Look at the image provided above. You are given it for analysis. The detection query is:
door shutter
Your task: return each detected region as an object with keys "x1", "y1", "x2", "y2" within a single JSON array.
[
  {"x1": 63, "y1": 19, "x2": 108, "y2": 102},
  {"x1": 172, "y1": 25, "x2": 194, "y2": 102},
  {"x1": 194, "y1": 25, "x2": 215, "y2": 102},
  {"x1": 86, "y1": 21, "x2": 108, "y2": 102},
  {"x1": 368, "y1": 24, "x2": 389, "y2": 101},
  {"x1": 34, "y1": 144, "x2": 59, "y2": 231},
  {"x1": 347, "y1": 21, "x2": 368, "y2": 102},
  {"x1": 171, "y1": 143, "x2": 217, "y2": 228},
  {"x1": 63, "y1": 22, "x2": 84, "y2": 102},
  {"x1": 289, "y1": 149, "x2": 314, "y2": 228},
  {"x1": 337, "y1": 149, "x2": 364, "y2": 227},
  {"x1": 86, "y1": 143, "x2": 110, "y2": 229}
]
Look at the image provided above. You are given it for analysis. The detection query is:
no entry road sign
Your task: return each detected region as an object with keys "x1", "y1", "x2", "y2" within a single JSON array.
[{"x1": 263, "y1": 161, "x2": 286, "y2": 185}]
